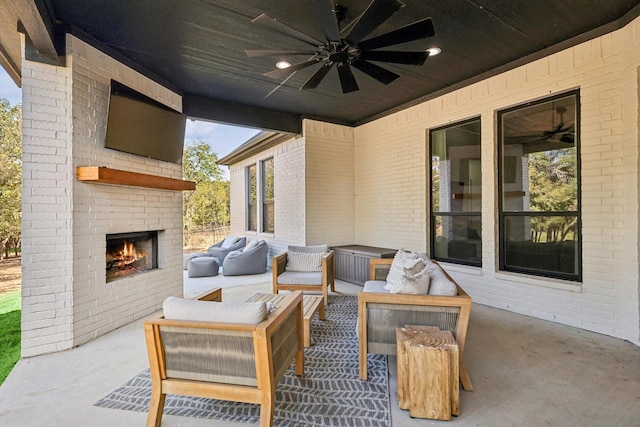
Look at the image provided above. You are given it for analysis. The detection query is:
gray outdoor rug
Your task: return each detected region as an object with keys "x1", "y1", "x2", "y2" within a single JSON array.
[{"x1": 94, "y1": 294, "x2": 391, "y2": 426}]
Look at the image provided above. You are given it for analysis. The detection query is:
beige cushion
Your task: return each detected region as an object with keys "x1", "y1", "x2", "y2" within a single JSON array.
[
  {"x1": 163, "y1": 297, "x2": 268, "y2": 324},
  {"x1": 277, "y1": 271, "x2": 323, "y2": 286}
]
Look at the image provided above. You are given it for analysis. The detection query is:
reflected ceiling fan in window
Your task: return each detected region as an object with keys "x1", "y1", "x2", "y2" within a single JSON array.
[
  {"x1": 511, "y1": 105, "x2": 575, "y2": 145},
  {"x1": 245, "y1": 0, "x2": 436, "y2": 94}
]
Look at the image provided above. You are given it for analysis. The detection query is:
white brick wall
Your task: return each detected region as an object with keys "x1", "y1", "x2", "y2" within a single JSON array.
[
  {"x1": 228, "y1": 135, "x2": 307, "y2": 258},
  {"x1": 21, "y1": 35, "x2": 184, "y2": 357},
  {"x1": 303, "y1": 120, "x2": 355, "y2": 245},
  {"x1": 354, "y1": 18, "x2": 640, "y2": 345}
]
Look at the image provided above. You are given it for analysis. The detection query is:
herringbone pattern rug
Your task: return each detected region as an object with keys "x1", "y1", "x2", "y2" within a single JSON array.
[{"x1": 95, "y1": 295, "x2": 390, "y2": 426}]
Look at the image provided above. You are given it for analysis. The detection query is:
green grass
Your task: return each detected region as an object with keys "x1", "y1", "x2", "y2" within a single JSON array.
[{"x1": 0, "y1": 290, "x2": 21, "y2": 386}]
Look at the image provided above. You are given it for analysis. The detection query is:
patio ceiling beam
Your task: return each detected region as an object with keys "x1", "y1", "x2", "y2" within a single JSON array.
[
  {"x1": 183, "y1": 93, "x2": 303, "y2": 135},
  {"x1": 11, "y1": 0, "x2": 64, "y2": 65}
]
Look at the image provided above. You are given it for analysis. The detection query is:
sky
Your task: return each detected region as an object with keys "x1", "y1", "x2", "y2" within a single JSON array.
[{"x1": 0, "y1": 68, "x2": 260, "y2": 178}]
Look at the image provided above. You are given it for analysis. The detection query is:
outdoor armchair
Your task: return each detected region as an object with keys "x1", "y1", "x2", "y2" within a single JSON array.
[
  {"x1": 222, "y1": 239, "x2": 269, "y2": 276},
  {"x1": 272, "y1": 245, "x2": 335, "y2": 306},
  {"x1": 144, "y1": 289, "x2": 305, "y2": 427}
]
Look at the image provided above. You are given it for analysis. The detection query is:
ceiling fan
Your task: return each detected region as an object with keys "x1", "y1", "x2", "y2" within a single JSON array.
[{"x1": 245, "y1": 0, "x2": 436, "y2": 94}]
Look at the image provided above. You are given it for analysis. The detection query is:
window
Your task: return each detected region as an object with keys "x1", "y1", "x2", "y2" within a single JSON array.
[
  {"x1": 246, "y1": 164, "x2": 257, "y2": 231},
  {"x1": 498, "y1": 91, "x2": 581, "y2": 281},
  {"x1": 429, "y1": 118, "x2": 482, "y2": 266},
  {"x1": 261, "y1": 158, "x2": 274, "y2": 233}
]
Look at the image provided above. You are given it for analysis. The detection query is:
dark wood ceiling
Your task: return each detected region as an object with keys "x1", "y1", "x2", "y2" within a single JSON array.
[{"x1": 14, "y1": 1, "x2": 640, "y2": 131}]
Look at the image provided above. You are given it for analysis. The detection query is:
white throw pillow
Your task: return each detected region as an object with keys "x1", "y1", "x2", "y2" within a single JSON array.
[
  {"x1": 385, "y1": 249, "x2": 419, "y2": 291},
  {"x1": 163, "y1": 296, "x2": 268, "y2": 324},
  {"x1": 286, "y1": 251, "x2": 324, "y2": 272},
  {"x1": 243, "y1": 240, "x2": 259, "y2": 252},
  {"x1": 396, "y1": 268, "x2": 431, "y2": 294}
]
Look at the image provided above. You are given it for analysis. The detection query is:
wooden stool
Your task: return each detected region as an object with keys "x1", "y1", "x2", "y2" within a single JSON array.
[{"x1": 396, "y1": 325, "x2": 460, "y2": 420}]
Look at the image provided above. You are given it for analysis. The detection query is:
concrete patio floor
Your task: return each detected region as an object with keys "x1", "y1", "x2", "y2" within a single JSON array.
[{"x1": 0, "y1": 271, "x2": 639, "y2": 427}]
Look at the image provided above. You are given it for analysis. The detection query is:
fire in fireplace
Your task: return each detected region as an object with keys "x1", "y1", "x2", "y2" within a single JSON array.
[{"x1": 106, "y1": 231, "x2": 158, "y2": 282}]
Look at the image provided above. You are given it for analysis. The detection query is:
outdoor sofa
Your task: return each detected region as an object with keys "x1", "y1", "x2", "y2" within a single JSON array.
[{"x1": 358, "y1": 256, "x2": 473, "y2": 391}]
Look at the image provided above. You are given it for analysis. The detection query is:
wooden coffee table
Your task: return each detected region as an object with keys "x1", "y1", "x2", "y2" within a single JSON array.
[{"x1": 248, "y1": 293, "x2": 325, "y2": 347}]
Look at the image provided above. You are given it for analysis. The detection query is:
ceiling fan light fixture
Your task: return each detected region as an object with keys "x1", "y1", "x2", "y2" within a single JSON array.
[
  {"x1": 275, "y1": 61, "x2": 292, "y2": 69},
  {"x1": 426, "y1": 47, "x2": 441, "y2": 56}
]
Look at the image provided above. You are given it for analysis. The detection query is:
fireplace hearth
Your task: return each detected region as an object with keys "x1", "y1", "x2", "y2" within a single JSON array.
[{"x1": 106, "y1": 231, "x2": 158, "y2": 282}]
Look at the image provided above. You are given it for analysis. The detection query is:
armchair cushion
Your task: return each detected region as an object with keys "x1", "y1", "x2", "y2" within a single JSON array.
[
  {"x1": 163, "y1": 296, "x2": 268, "y2": 324},
  {"x1": 277, "y1": 271, "x2": 323, "y2": 286},
  {"x1": 286, "y1": 251, "x2": 325, "y2": 272}
]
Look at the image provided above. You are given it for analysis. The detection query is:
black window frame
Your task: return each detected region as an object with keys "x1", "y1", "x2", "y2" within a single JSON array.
[
  {"x1": 261, "y1": 157, "x2": 274, "y2": 234},
  {"x1": 497, "y1": 90, "x2": 582, "y2": 282},
  {"x1": 429, "y1": 117, "x2": 482, "y2": 267},
  {"x1": 246, "y1": 164, "x2": 257, "y2": 232}
]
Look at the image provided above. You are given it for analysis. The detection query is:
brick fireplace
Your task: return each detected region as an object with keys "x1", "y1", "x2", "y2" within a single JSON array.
[{"x1": 20, "y1": 35, "x2": 185, "y2": 357}]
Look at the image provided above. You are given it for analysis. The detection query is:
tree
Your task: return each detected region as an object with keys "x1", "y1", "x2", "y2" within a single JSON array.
[
  {"x1": 528, "y1": 148, "x2": 577, "y2": 242},
  {"x1": 182, "y1": 141, "x2": 229, "y2": 230},
  {"x1": 0, "y1": 98, "x2": 22, "y2": 259}
]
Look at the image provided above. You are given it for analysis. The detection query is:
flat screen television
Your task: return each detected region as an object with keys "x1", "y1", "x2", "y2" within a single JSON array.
[{"x1": 105, "y1": 80, "x2": 186, "y2": 164}]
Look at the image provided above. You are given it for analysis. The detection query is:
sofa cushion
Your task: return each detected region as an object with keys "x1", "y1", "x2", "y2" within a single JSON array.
[
  {"x1": 428, "y1": 266, "x2": 457, "y2": 296},
  {"x1": 277, "y1": 271, "x2": 323, "y2": 286},
  {"x1": 286, "y1": 251, "x2": 324, "y2": 272},
  {"x1": 163, "y1": 297, "x2": 268, "y2": 324},
  {"x1": 363, "y1": 280, "x2": 389, "y2": 293}
]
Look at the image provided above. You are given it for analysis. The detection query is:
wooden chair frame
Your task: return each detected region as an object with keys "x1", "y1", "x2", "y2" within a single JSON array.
[
  {"x1": 272, "y1": 251, "x2": 335, "y2": 305},
  {"x1": 358, "y1": 258, "x2": 473, "y2": 391},
  {"x1": 144, "y1": 290, "x2": 305, "y2": 427}
]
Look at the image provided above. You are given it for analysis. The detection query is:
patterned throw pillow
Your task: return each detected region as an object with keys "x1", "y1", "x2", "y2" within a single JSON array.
[{"x1": 286, "y1": 251, "x2": 324, "y2": 272}]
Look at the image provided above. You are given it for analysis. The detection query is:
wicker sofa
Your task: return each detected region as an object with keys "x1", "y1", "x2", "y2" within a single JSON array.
[
  {"x1": 358, "y1": 258, "x2": 473, "y2": 391},
  {"x1": 144, "y1": 290, "x2": 305, "y2": 427}
]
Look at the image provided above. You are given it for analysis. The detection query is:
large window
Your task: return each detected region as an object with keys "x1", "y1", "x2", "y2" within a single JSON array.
[
  {"x1": 498, "y1": 91, "x2": 581, "y2": 281},
  {"x1": 261, "y1": 158, "x2": 274, "y2": 233},
  {"x1": 430, "y1": 118, "x2": 482, "y2": 266},
  {"x1": 246, "y1": 164, "x2": 257, "y2": 231}
]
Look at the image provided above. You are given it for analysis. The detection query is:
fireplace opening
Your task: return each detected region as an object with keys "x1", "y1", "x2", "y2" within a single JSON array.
[{"x1": 106, "y1": 231, "x2": 158, "y2": 282}]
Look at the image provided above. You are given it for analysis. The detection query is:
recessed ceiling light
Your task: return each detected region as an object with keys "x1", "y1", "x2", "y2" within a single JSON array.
[
  {"x1": 276, "y1": 61, "x2": 291, "y2": 69},
  {"x1": 427, "y1": 47, "x2": 441, "y2": 56}
]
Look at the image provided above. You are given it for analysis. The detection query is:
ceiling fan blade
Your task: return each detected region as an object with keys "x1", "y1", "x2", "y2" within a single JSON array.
[
  {"x1": 301, "y1": 63, "x2": 333, "y2": 89},
  {"x1": 306, "y1": 0, "x2": 341, "y2": 42},
  {"x1": 344, "y1": 0, "x2": 403, "y2": 45},
  {"x1": 264, "y1": 58, "x2": 320, "y2": 79},
  {"x1": 359, "y1": 18, "x2": 435, "y2": 51},
  {"x1": 351, "y1": 60, "x2": 399, "y2": 85},
  {"x1": 252, "y1": 13, "x2": 324, "y2": 47},
  {"x1": 245, "y1": 49, "x2": 319, "y2": 57},
  {"x1": 361, "y1": 50, "x2": 429, "y2": 65},
  {"x1": 337, "y1": 63, "x2": 359, "y2": 93}
]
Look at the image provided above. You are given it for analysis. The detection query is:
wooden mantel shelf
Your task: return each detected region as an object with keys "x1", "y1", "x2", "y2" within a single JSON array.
[{"x1": 76, "y1": 166, "x2": 196, "y2": 191}]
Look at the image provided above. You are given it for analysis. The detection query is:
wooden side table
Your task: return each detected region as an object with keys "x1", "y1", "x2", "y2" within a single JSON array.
[
  {"x1": 396, "y1": 325, "x2": 460, "y2": 420},
  {"x1": 248, "y1": 293, "x2": 325, "y2": 347}
]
